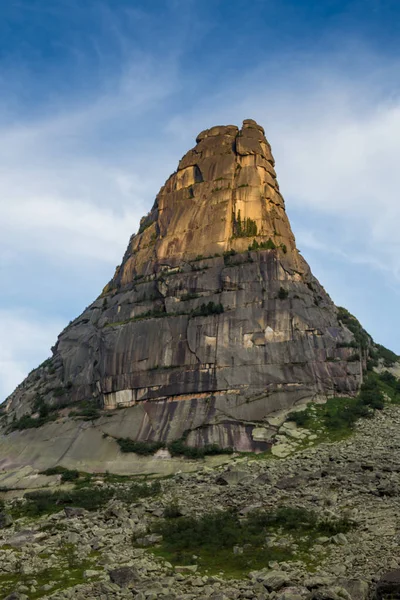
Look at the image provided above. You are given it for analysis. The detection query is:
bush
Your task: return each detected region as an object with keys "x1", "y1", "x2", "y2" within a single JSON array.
[
  {"x1": 223, "y1": 249, "x2": 237, "y2": 264},
  {"x1": 117, "y1": 438, "x2": 164, "y2": 455},
  {"x1": 233, "y1": 211, "x2": 258, "y2": 238},
  {"x1": 248, "y1": 238, "x2": 276, "y2": 251},
  {"x1": 191, "y1": 302, "x2": 224, "y2": 318},
  {"x1": 13, "y1": 481, "x2": 161, "y2": 518},
  {"x1": 70, "y1": 407, "x2": 101, "y2": 421},
  {"x1": 277, "y1": 287, "x2": 289, "y2": 300},
  {"x1": 10, "y1": 412, "x2": 57, "y2": 431},
  {"x1": 152, "y1": 506, "x2": 354, "y2": 574},
  {"x1": 164, "y1": 502, "x2": 182, "y2": 519},
  {"x1": 375, "y1": 344, "x2": 399, "y2": 367},
  {"x1": 337, "y1": 307, "x2": 370, "y2": 350},
  {"x1": 180, "y1": 292, "x2": 200, "y2": 301},
  {"x1": 287, "y1": 411, "x2": 309, "y2": 427},
  {"x1": 60, "y1": 470, "x2": 80, "y2": 482},
  {"x1": 53, "y1": 387, "x2": 66, "y2": 397},
  {"x1": 40, "y1": 466, "x2": 80, "y2": 482},
  {"x1": 167, "y1": 438, "x2": 233, "y2": 458}
]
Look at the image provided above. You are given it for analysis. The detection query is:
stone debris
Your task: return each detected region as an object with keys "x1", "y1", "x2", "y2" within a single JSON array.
[{"x1": 0, "y1": 404, "x2": 400, "y2": 598}]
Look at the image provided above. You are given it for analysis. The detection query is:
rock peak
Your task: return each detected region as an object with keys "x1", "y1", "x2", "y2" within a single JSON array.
[
  {"x1": 111, "y1": 118, "x2": 294, "y2": 287},
  {"x1": 1, "y1": 118, "x2": 370, "y2": 470}
]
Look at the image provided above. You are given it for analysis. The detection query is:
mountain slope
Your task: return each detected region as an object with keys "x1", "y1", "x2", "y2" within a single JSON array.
[{"x1": 0, "y1": 119, "x2": 396, "y2": 471}]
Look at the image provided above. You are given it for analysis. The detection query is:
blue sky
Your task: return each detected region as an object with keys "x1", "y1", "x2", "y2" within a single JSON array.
[{"x1": 1, "y1": 0, "x2": 399, "y2": 400}]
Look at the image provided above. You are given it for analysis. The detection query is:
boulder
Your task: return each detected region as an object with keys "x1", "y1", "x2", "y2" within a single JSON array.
[
  {"x1": 0, "y1": 511, "x2": 13, "y2": 528},
  {"x1": 109, "y1": 566, "x2": 139, "y2": 588},
  {"x1": 258, "y1": 570, "x2": 290, "y2": 591},
  {"x1": 375, "y1": 570, "x2": 400, "y2": 600},
  {"x1": 64, "y1": 506, "x2": 87, "y2": 518},
  {"x1": 335, "y1": 578, "x2": 369, "y2": 600},
  {"x1": 216, "y1": 470, "x2": 252, "y2": 486}
]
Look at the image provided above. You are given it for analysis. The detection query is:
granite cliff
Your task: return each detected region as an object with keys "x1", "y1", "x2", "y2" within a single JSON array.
[{"x1": 0, "y1": 118, "x2": 391, "y2": 472}]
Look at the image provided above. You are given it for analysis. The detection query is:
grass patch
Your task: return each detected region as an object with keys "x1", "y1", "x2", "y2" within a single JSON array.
[
  {"x1": 149, "y1": 506, "x2": 353, "y2": 578},
  {"x1": 374, "y1": 344, "x2": 399, "y2": 368},
  {"x1": 337, "y1": 307, "x2": 371, "y2": 350},
  {"x1": 0, "y1": 545, "x2": 101, "y2": 599},
  {"x1": 10, "y1": 412, "x2": 57, "y2": 431},
  {"x1": 180, "y1": 292, "x2": 200, "y2": 301},
  {"x1": 69, "y1": 406, "x2": 101, "y2": 420},
  {"x1": 117, "y1": 439, "x2": 164, "y2": 455},
  {"x1": 11, "y1": 480, "x2": 161, "y2": 519},
  {"x1": 167, "y1": 438, "x2": 233, "y2": 458},
  {"x1": 286, "y1": 372, "x2": 396, "y2": 442},
  {"x1": 39, "y1": 466, "x2": 80, "y2": 483},
  {"x1": 115, "y1": 431, "x2": 233, "y2": 459}
]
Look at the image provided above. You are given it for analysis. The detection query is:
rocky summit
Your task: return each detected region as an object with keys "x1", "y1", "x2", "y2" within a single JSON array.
[{"x1": 0, "y1": 119, "x2": 392, "y2": 474}]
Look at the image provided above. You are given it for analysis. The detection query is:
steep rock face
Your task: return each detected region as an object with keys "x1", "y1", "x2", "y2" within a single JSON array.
[{"x1": 2, "y1": 119, "x2": 364, "y2": 456}]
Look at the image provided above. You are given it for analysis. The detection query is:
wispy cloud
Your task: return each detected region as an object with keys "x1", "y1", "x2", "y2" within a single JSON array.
[{"x1": 0, "y1": 309, "x2": 64, "y2": 400}]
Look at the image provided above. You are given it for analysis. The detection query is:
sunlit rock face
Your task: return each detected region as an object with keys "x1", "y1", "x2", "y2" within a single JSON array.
[{"x1": 2, "y1": 119, "x2": 363, "y2": 455}]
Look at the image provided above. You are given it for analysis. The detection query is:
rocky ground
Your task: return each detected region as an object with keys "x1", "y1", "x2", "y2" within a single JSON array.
[{"x1": 2, "y1": 404, "x2": 400, "y2": 600}]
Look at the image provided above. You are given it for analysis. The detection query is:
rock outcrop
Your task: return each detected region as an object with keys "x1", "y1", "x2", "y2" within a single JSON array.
[{"x1": 0, "y1": 119, "x2": 380, "y2": 467}]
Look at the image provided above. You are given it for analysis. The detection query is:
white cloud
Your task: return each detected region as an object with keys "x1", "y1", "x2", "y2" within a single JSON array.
[
  {"x1": 268, "y1": 95, "x2": 400, "y2": 280},
  {"x1": 0, "y1": 310, "x2": 64, "y2": 402}
]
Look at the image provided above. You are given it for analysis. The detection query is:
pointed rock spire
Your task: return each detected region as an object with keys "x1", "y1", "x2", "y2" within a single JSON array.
[{"x1": 1, "y1": 120, "x2": 369, "y2": 471}]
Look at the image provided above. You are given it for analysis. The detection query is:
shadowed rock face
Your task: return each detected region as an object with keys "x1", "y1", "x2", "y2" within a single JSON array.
[{"x1": 1, "y1": 119, "x2": 364, "y2": 460}]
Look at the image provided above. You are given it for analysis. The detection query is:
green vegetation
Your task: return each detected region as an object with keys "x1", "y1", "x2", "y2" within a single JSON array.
[
  {"x1": 223, "y1": 249, "x2": 237, "y2": 265},
  {"x1": 150, "y1": 506, "x2": 353, "y2": 577},
  {"x1": 337, "y1": 307, "x2": 371, "y2": 351},
  {"x1": 116, "y1": 431, "x2": 232, "y2": 459},
  {"x1": 39, "y1": 466, "x2": 80, "y2": 482},
  {"x1": 285, "y1": 411, "x2": 309, "y2": 427},
  {"x1": 286, "y1": 372, "x2": 398, "y2": 440},
  {"x1": 104, "y1": 308, "x2": 169, "y2": 327},
  {"x1": 277, "y1": 287, "x2": 289, "y2": 300},
  {"x1": 69, "y1": 406, "x2": 101, "y2": 420},
  {"x1": 10, "y1": 394, "x2": 102, "y2": 431},
  {"x1": 104, "y1": 301, "x2": 225, "y2": 328},
  {"x1": 10, "y1": 412, "x2": 57, "y2": 431},
  {"x1": 12, "y1": 480, "x2": 161, "y2": 519},
  {"x1": 138, "y1": 213, "x2": 155, "y2": 234},
  {"x1": 117, "y1": 438, "x2": 164, "y2": 455},
  {"x1": 373, "y1": 344, "x2": 399, "y2": 368},
  {"x1": 148, "y1": 364, "x2": 179, "y2": 371},
  {"x1": 336, "y1": 341, "x2": 358, "y2": 349},
  {"x1": 248, "y1": 238, "x2": 276, "y2": 251},
  {"x1": 168, "y1": 438, "x2": 233, "y2": 458},
  {"x1": 163, "y1": 502, "x2": 182, "y2": 518},
  {"x1": 0, "y1": 546, "x2": 101, "y2": 599},
  {"x1": 191, "y1": 301, "x2": 224, "y2": 317},
  {"x1": 180, "y1": 292, "x2": 200, "y2": 301},
  {"x1": 233, "y1": 210, "x2": 258, "y2": 238}
]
